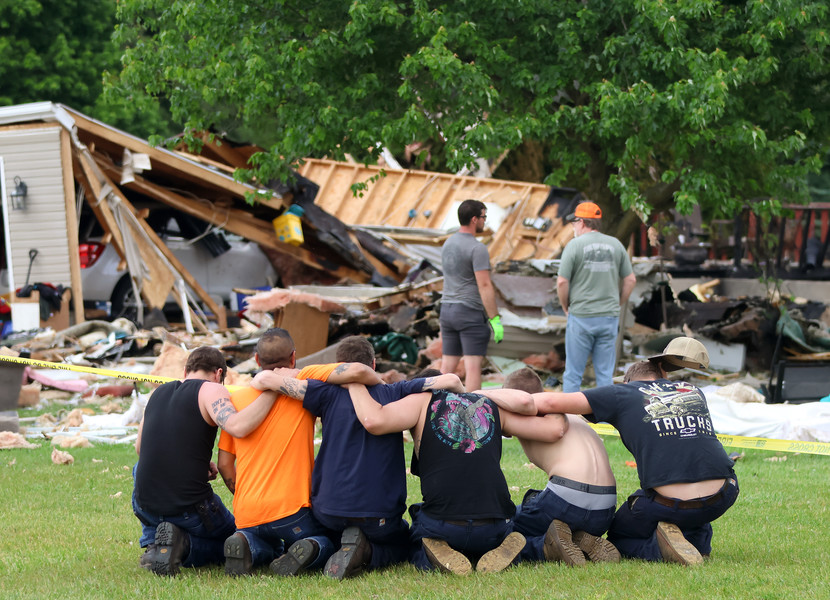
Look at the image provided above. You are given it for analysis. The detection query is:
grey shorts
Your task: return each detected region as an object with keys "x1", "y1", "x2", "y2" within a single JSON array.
[{"x1": 439, "y1": 302, "x2": 491, "y2": 356}]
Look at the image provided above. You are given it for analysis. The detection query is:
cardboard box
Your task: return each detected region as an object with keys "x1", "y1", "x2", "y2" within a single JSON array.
[
  {"x1": 273, "y1": 301, "x2": 330, "y2": 359},
  {"x1": 10, "y1": 289, "x2": 72, "y2": 332}
]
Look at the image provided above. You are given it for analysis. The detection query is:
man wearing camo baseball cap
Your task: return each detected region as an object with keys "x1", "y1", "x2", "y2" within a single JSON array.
[{"x1": 522, "y1": 336, "x2": 738, "y2": 567}]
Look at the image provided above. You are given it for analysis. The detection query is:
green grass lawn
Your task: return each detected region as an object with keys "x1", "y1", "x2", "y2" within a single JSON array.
[{"x1": 1, "y1": 432, "x2": 828, "y2": 600}]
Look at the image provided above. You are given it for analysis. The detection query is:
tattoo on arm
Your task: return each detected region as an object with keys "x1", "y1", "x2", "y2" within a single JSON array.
[
  {"x1": 210, "y1": 396, "x2": 237, "y2": 428},
  {"x1": 278, "y1": 379, "x2": 308, "y2": 399},
  {"x1": 332, "y1": 363, "x2": 349, "y2": 375},
  {"x1": 421, "y1": 376, "x2": 438, "y2": 390}
]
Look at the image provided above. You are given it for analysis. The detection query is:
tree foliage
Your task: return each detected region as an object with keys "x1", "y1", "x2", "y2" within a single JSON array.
[
  {"x1": 0, "y1": 0, "x2": 174, "y2": 138},
  {"x1": 113, "y1": 1, "x2": 830, "y2": 241}
]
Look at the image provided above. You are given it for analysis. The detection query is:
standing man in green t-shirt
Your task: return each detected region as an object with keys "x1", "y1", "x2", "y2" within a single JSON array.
[{"x1": 557, "y1": 201, "x2": 636, "y2": 392}]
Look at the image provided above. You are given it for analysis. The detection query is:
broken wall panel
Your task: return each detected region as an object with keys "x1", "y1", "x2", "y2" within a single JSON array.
[{"x1": 296, "y1": 158, "x2": 565, "y2": 262}]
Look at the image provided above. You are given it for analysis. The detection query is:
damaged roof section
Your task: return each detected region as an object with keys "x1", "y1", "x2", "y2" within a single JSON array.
[
  {"x1": 294, "y1": 158, "x2": 578, "y2": 264},
  {"x1": 1, "y1": 103, "x2": 433, "y2": 333}
]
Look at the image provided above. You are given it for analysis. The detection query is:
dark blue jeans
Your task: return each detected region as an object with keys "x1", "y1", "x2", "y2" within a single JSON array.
[
  {"x1": 237, "y1": 507, "x2": 337, "y2": 568},
  {"x1": 607, "y1": 476, "x2": 739, "y2": 561},
  {"x1": 514, "y1": 487, "x2": 616, "y2": 562},
  {"x1": 131, "y1": 483, "x2": 235, "y2": 567},
  {"x1": 313, "y1": 510, "x2": 410, "y2": 570},
  {"x1": 409, "y1": 504, "x2": 513, "y2": 571}
]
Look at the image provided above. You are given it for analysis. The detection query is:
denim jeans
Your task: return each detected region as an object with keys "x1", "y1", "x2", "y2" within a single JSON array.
[
  {"x1": 237, "y1": 507, "x2": 337, "y2": 568},
  {"x1": 408, "y1": 504, "x2": 513, "y2": 571},
  {"x1": 313, "y1": 510, "x2": 411, "y2": 570},
  {"x1": 131, "y1": 480, "x2": 236, "y2": 567},
  {"x1": 563, "y1": 314, "x2": 619, "y2": 391},
  {"x1": 513, "y1": 487, "x2": 616, "y2": 562},
  {"x1": 607, "y1": 476, "x2": 739, "y2": 561}
]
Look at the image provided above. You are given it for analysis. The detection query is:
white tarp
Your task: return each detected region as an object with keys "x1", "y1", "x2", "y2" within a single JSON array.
[{"x1": 704, "y1": 384, "x2": 830, "y2": 442}]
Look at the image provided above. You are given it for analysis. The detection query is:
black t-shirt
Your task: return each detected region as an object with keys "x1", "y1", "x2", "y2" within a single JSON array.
[
  {"x1": 135, "y1": 379, "x2": 217, "y2": 514},
  {"x1": 583, "y1": 380, "x2": 734, "y2": 489},
  {"x1": 416, "y1": 391, "x2": 515, "y2": 520}
]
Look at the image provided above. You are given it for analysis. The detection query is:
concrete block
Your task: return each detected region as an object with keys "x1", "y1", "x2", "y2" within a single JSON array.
[
  {"x1": 0, "y1": 410, "x2": 19, "y2": 433},
  {"x1": 18, "y1": 383, "x2": 40, "y2": 408},
  {"x1": 0, "y1": 362, "x2": 26, "y2": 411},
  {"x1": 699, "y1": 337, "x2": 746, "y2": 372}
]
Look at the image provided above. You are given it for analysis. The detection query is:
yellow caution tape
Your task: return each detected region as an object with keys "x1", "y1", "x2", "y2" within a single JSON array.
[
  {"x1": 0, "y1": 354, "x2": 243, "y2": 392},
  {"x1": 590, "y1": 423, "x2": 830, "y2": 457},
  {"x1": 0, "y1": 354, "x2": 175, "y2": 384},
  {"x1": 3, "y1": 353, "x2": 829, "y2": 454}
]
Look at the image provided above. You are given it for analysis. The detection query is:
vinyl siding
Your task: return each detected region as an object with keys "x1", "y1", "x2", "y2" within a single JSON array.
[{"x1": 1, "y1": 126, "x2": 73, "y2": 290}]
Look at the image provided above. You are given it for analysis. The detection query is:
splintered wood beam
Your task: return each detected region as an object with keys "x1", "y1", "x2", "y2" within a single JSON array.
[
  {"x1": 75, "y1": 150, "x2": 175, "y2": 310},
  {"x1": 93, "y1": 155, "x2": 370, "y2": 283},
  {"x1": 346, "y1": 230, "x2": 399, "y2": 281},
  {"x1": 76, "y1": 150, "x2": 219, "y2": 330},
  {"x1": 195, "y1": 132, "x2": 252, "y2": 169},
  {"x1": 72, "y1": 154, "x2": 127, "y2": 264},
  {"x1": 60, "y1": 128, "x2": 86, "y2": 325}
]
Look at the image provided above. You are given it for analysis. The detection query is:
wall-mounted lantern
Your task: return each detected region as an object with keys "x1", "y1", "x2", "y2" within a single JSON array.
[{"x1": 10, "y1": 176, "x2": 28, "y2": 210}]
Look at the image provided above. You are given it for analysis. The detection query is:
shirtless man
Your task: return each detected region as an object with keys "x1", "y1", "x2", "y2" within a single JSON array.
[{"x1": 503, "y1": 368, "x2": 619, "y2": 566}]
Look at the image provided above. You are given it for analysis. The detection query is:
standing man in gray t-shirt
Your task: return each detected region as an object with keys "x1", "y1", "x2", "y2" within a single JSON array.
[
  {"x1": 440, "y1": 199, "x2": 503, "y2": 391},
  {"x1": 557, "y1": 201, "x2": 636, "y2": 392}
]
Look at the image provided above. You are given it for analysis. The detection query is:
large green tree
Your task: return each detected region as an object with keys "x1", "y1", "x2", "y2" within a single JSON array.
[
  {"x1": 0, "y1": 0, "x2": 173, "y2": 137},
  {"x1": 113, "y1": 1, "x2": 830, "y2": 241}
]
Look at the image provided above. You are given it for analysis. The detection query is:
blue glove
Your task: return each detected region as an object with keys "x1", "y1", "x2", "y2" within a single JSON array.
[{"x1": 489, "y1": 315, "x2": 504, "y2": 344}]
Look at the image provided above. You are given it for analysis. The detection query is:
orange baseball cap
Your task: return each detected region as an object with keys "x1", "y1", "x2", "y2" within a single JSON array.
[{"x1": 566, "y1": 201, "x2": 602, "y2": 221}]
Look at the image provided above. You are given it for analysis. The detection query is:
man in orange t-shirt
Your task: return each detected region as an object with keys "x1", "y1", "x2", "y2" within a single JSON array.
[{"x1": 217, "y1": 328, "x2": 382, "y2": 576}]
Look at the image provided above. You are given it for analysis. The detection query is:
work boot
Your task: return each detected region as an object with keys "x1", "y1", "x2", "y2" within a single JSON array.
[
  {"x1": 139, "y1": 544, "x2": 157, "y2": 570},
  {"x1": 656, "y1": 522, "x2": 704, "y2": 566},
  {"x1": 543, "y1": 520, "x2": 586, "y2": 566},
  {"x1": 224, "y1": 532, "x2": 253, "y2": 576},
  {"x1": 572, "y1": 530, "x2": 621, "y2": 563},
  {"x1": 476, "y1": 532, "x2": 526, "y2": 573},
  {"x1": 270, "y1": 538, "x2": 320, "y2": 576},
  {"x1": 422, "y1": 538, "x2": 472, "y2": 575},
  {"x1": 324, "y1": 527, "x2": 371, "y2": 580},
  {"x1": 151, "y1": 522, "x2": 190, "y2": 576}
]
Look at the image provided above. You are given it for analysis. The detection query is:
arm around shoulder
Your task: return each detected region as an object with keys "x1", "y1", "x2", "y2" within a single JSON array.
[
  {"x1": 474, "y1": 388, "x2": 536, "y2": 415},
  {"x1": 200, "y1": 382, "x2": 278, "y2": 438},
  {"x1": 421, "y1": 373, "x2": 464, "y2": 393},
  {"x1": 500, "y1": 410, "x2": 569, "y2": 443},
  {"x1": 325, "y1": 362, "x2": 383, "y2": 386},
  {"x1": 347, "y1": 383, "x2": 425, "y2": 435},
  {"x1": 532, "y1": 391, "x2": 592, "y2": 416}
]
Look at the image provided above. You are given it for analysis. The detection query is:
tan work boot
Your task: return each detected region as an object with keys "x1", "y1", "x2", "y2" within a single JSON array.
[
  {"x1": 476, "y1": 532, "x2": 526, "y2": 573},
  {"x1": 572, "y1": 530, "x2": 621, "y2": 563},
  {"x1": 656, "y1": 522, "x2": 704, "y2": 566},
  {"x1": 422, "y1": 538, "x2": 473, "y2": 575},
  {"x1": 543, "y1": 520, "x2": 586, "y2": 566}
]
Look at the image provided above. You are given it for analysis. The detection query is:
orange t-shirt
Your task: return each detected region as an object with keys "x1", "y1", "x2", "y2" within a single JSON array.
[{"x1": 218, "y1": 363, "x2": 338, "y2": 528}]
